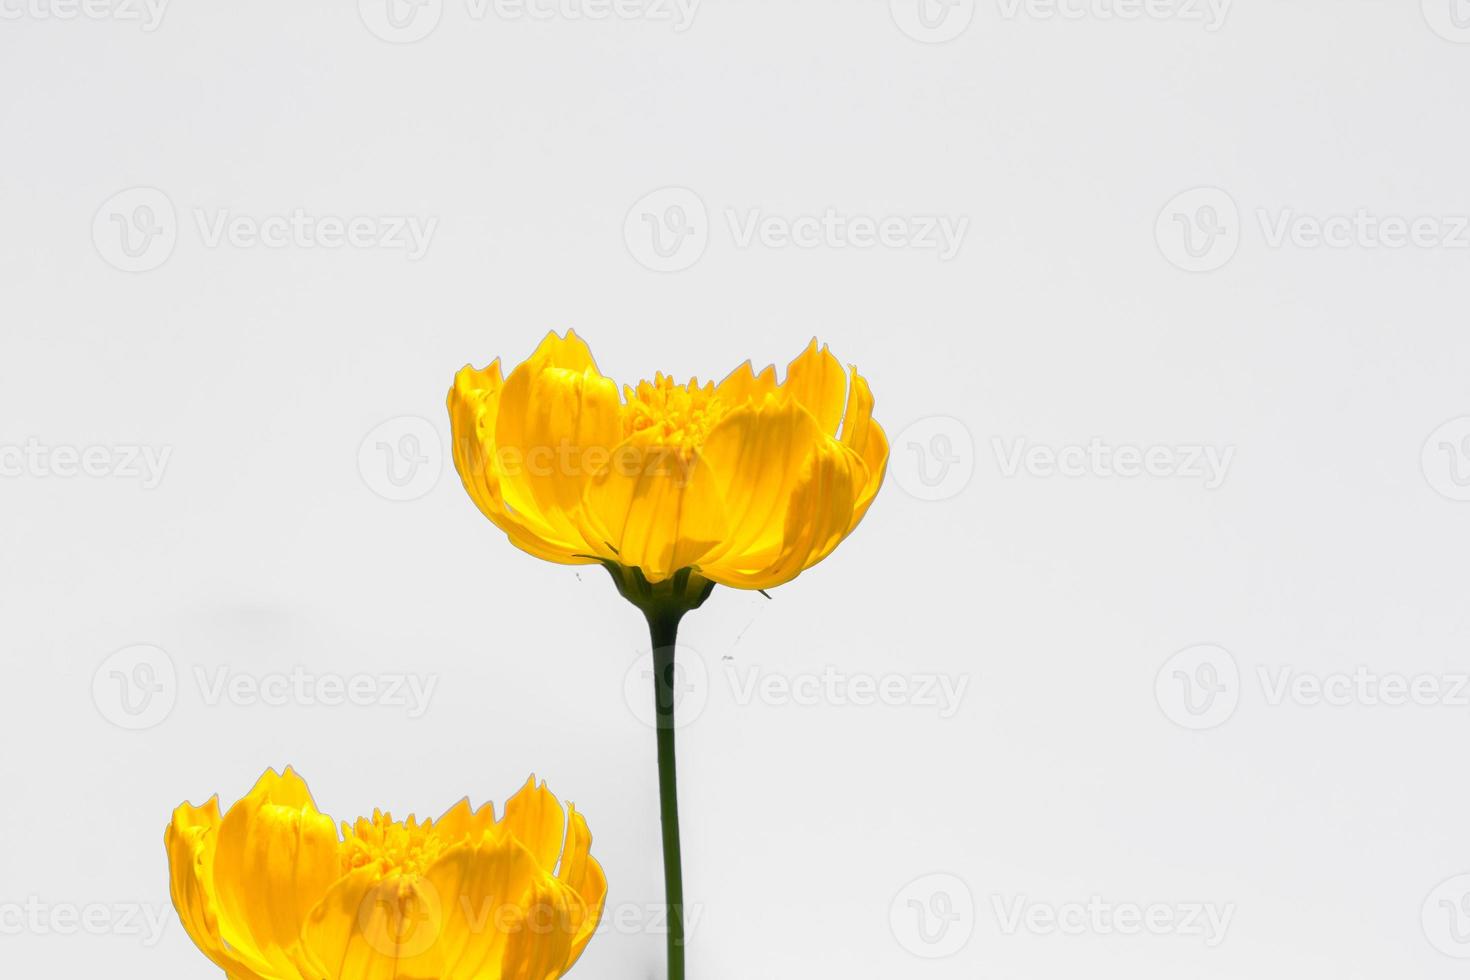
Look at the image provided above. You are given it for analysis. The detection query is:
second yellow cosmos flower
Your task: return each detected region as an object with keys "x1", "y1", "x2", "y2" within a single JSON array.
[{"x1": 165, "y1": 768, "x2": 606, "y2": 980}]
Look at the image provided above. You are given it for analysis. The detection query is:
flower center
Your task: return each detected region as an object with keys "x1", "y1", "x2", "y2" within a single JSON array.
[
  {"x1": 341, "y1": 810, "x2": 446, "y2": 879},
  {"x1": 622, "y1": 373, "x2": 720, "y2": 450}
]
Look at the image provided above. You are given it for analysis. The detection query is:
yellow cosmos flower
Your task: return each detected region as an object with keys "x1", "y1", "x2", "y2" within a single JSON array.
[
  {"x1": 447, "y1": 332, "x2": 888, "y2": 593},
  {"x1": 165, "y1": 768, "x2": 606, "y2": 980}
]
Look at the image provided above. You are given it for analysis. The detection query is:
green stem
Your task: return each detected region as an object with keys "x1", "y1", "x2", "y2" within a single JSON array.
[{"x1": 647, "y1": 610, "x2": 686, "y2": 980}]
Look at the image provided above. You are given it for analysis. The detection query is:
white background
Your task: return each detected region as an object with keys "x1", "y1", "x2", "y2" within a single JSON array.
[{"x1": 4, "y1": 1, "x2": 1470, "y2": 977}]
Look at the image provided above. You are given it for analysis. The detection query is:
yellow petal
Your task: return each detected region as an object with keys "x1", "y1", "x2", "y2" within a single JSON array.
[
  {"x1": 210, "y1": 768, "x2": 342, "y2": 978},
  {"x1": 695, "y1": 392, "x2": 827, "y2": 569},
  {"x1": 432, "y1": 797, "x2": 498, "y2": 848},
  {"x1": 297, "y1": 867, "x2": 446, "y2": 980},
  {"x1": 702, "y1": 427, "x2": 866, "y2": 590},
  {"x1": 557, "y1": 806, "x2": 607, "y2": 971},
  {"x1": 782, "y1": 339, "x2": 848, "y2": 436},
  {"x1": 449, "y1": 355, "x2": 598, "y2": 566},
  {"x1": 714, "y1": 359, "x2": 777, "y2": 410},
  {"x1": 578, "y1": 431, "x2": 728, "y2": 582},
  {"x1": 497, "y1": 776, "x2": 565, "y2": 874},
  {"x1": 165, "y1": 797, "x2": 279, "y2": 980},
  {"x1": 416, "y1": 833, "x2": 546, "y2": 980},
  {"x1": 497, "y1": 876, "x2": 580, "y2": 980},
  {"x1": 838, "y1": 365, "x2": 888, "y2": 528},
  {"x1": 492, "y1": 331, "x2": 622, "y2": 556}
]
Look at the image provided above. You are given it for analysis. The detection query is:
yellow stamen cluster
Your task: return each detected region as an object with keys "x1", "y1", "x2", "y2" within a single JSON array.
[
  {"x1": 622, "y1": 373, "x2": 721, "y2": 449},
  {"x1": 340, "y1": 810, "x2": 447, "y2": 879}
]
